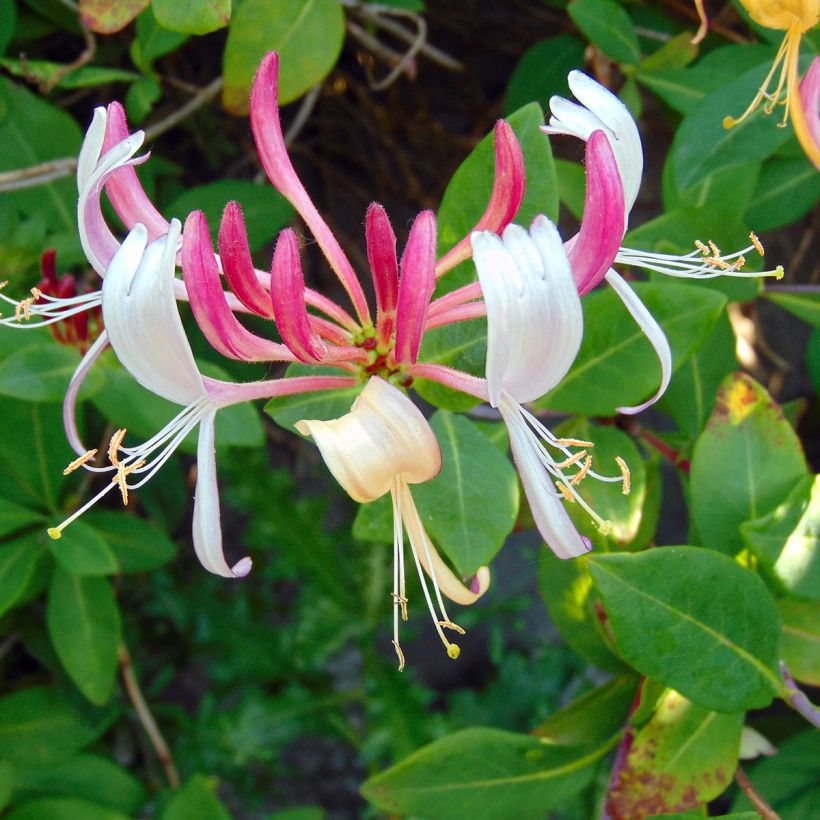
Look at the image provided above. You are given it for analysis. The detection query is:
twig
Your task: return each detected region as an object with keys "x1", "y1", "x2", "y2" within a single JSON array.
[
  {"x1": 734, "y1": 764, "x2": 781, "y2": 820},
  {"x1": 119, "y1": 643, "x2": 180, "y2": 789},
  {"x1": 622, "y1": 420, "x2": 691, "y2": 472},
  {"x1": 780, "y1": 661, "x2": 820, "y2": 729},
  {"x1": 285, "y1": 83, "x2": 322, "y2": 147},
  {"x1": 144, "y1": 77, "x2": 223, "y2": 143},
  {"x1": 39, "y1": 20, "x2": 97, "y2": 93},
  {"x1": 766, "y1": 284, "x2": 820, "y2": 294}
]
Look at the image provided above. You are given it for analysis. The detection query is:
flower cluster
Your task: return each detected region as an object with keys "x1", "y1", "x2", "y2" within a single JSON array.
[{"x1": 4, "y1": 53, "x2": 784, "y2": 668}]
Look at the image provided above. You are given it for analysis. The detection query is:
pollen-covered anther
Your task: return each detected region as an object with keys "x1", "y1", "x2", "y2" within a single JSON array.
[
  {"x1": 112, "y1": 459, "x2": 146, "y2": 505},
  {"x1": 391, "y1": 592, "x2": 409, "y2": 621},
  {"x1": 556, "y1": 481, "x2": 576, "y2": 502},
  {"x1": 107, "y1": 428, "x2": 127, "y2": 466},
  {"x1": 554, "y1": 437, "x2": 595, "y2": 448},
  {"x1": 392, "y1": 640, "x2": 406, "y2": 672},
  {"x1": 438, "y1": 620, "x2": 466, "y2": 635},
  {"x1": 0, "y1": 281, "x2": 7, "y2": 291},
  {"x1": 694, "y1": 239, "x2": 710, "y2": 256},
  {"x1": 615, "y1": 456, "x2": 631, "y2": 495},
  {"x1": 704, "y1": 256, "x2": 731, "y2": 270},
  {"x1": 731, "y1": 255, "x2": 746, "y2": 271},
  {"x1": 15, "y1": 297, "x2": 36, "y2": 321},
  {"x1": 570, "y1": 455, "x2": 593, "y2": 486},
  {"x1": 708, "y1": 240, "x2": 721, "y2": 258},
  {"x1": 63, "y1": 449, "x2": 98, "y2": 475},
  {"x1": 554, "y1": 449, "x2": 588, "y2": 470},
  {"x1": 750, "y1": 232, "x2": 765, "y2": 256}
]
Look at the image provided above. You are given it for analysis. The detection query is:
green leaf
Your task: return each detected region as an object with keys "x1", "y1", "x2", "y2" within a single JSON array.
[
  {"x1": 731, "y1": 730, "x2": 820, "y2": 818},
  {"x1": 0, "y1": 496, "x2": 43, "y2": 540},
  {"x1": 124, "y1": 74, "x2": 161, "y2": 124},
  {"x1": 0, "y1": 59, "x2": 139, "y2": 90},
  {"x1": 0, "y1": 343, "x2": 103, "y2": 402},
  {"x1": 130, "y1": 8, "x2": 189, "y2": 72},
  {"x1": 6, "y1": 798, "x2": 130, "y2": 820},
  {"x1": 0, "y1": 76, "x2": 82, "y2": 233},
  {"x1": 0, "y1": 686, "x2": 108, "y2": 765},
  {"x1": 588, "y1": 547, "x2": 783, "y2": 711},
  {"x1": 79, "y1": 0, "x2": 149, "y2": 34},
  {"x1": 160, "y1": 774, "x2": 232, "y2": 820},
  {"x1": 778, "y1": 598, "x2": 820, "y2": 686},
  {"x1": 166, "y1": 180, "x2": 294, "y2": 254},
  {"x1": 635, "y1": 31, "x2": 697, "y2": 74},
  {"x1": 764, "y1": 290, "x2": 820, "y2": 329},
  {"x1": 503, "y1": 35, "x2": 585, "y2": 115},
  {"x1": 746, "y1": 157, "x2": 820, "y2": 232},
  {"x1": 222, "y1": 0, "x2": 345, "y2": 114},
  {"x1": 658, "y1": 312, "x2": 737, "y2": 438},
  {"x1": 48, "y1": 520, "x2": 119, "y2": 576},
  {"x1": 0, "y1": 760, "x2": 12, "y2": 810},
  {"x1": 690, "y1": 373, "x2": 807, "y2": 553},
  {"x1": 13, "y1": 754, "x2": 146, "y2": 813},
  {"x1": 85, "y1": 510, "x2": 177, "y2": 573},
  {"x1": 568, "y1": 0, "x2": 640, "y2": 65},
  {"x1": 47, "y1": 569, "x2": 122, "y2": 705},
  {"x1": 0, "y1": 0, "x2": 16, "y2": 56},
  {"x1": 532, "y1": 674, "x2": 638, "y2": 746},
  {"x1": 362, "y1": 727, "x2": 613, "y2": 819},
  {"x1": 0, "y1": 534, "x2": 47, "y2": 618},
  {"x1": 412, "y1": 412, "x2": 518, "y2": 576},
  {"x1": 742, "y1": 476, "x2": 819, "y2": 600},
  {"x1": 539, "y1": 552, "x2": 626, "y2": 672},
  {"x1": 152, "y1": 0, "x2": 230, "y2": 34},
  {"x1": 539, "y1": 282, "x2": 726, "y2": 416},
  {"x1": 554, "y1": 158, "x2": 586, "y2": 220},
  {"x1": 608, "y1": 689, "x2": 743, "y2": 817}
]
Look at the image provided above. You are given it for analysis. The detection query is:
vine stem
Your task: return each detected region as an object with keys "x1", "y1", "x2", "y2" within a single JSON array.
[
  {"x1": 780, "y1": 661, "x2": 820, "y2": 729},
  {"x1": 621, "y1": 420, "x2": 691, "y2": 472},
  {"x1": 734, "y1": 765, "x2": 781, "y2": 820},
  {"x1": 119, "y1": 642, "x2": 181, "y2": 789}
]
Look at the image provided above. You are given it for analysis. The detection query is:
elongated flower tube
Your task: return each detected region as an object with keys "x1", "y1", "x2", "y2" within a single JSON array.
[
  {"x1": 296, "y1": 377, "x2": 490, "y2": 670},
  {"x1": 472, "y1": 217, "x2": 630, "y2": 559},
  {"x1": 543, "y1": 70, "x2": 785, "y2": 413}
]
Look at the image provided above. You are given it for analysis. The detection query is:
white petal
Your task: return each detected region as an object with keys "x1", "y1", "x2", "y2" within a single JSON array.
[
  {"x1": 103, "y1": 220, "x2": 206, "y2": 405},
  {"x1": 192, "y1": 409, "x2": 252, "y2": 578},
  {"x1": 76, "y1": 108, "x2": 106, "y2": 191},
  {"x1": 605, "y1": 270, "x2": 672, "y2": 414},
  {"x1": 543, "y1": 96, "x2": 604, "y2": 141},
  {"x1": 501, "y1": 401, "x2": 589, "y2": 559},
  {"x1": 63, "y1": 330, "x2": 109, "y2": 456}
]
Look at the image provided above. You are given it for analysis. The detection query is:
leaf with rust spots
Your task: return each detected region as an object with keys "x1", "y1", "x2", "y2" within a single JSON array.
[
  {"x1": 606, "y1": 689, "x2": 743, "y2": 820},
  {"x1": 690, "y1": 372, "x2": 807, "y2": 553},
  {"x1": 79, "y1": 0, "x2": 149, "y2": 34}
]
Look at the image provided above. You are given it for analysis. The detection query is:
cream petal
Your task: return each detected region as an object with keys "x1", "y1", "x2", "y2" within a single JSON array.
[{"x1": 76, "y1": 107, "x2": 107, "y2": 192}]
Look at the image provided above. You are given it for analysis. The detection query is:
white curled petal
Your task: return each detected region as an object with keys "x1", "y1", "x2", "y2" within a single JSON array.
[
  {"x1": 103, "y1": 220, "x2": 206, "y2": 405},
  {"x1": 193, "y1": 409, "x2": 252, "y2": 578},
  {"x1": 543, "y1": 96, "x2": 604, "y2": 140},
  {"x1": 605, "y1": 270, "x2": 672, "y2": 414},
  {"x1": 76, "y1": 108, "x2": 107, "y2": 191},
  {"x1": 63, "y1": 330, "x2": 109, "y2": 456},
  {"x1": 501, "y1": 401, "x2": 589, "y2": 559}
]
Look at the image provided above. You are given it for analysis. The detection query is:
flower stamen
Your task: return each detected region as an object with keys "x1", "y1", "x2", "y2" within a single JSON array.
[
  {"x1": 63, "y1": 449, "x2": 98, "y2": 475},
  {"x1": 750, "y1": 232, "x2": 765, "y2": 256},
  {"x1": 554, "y1": 449, "x2": 588, "y2": 469},
  {"x1": 570, "y1": 455, "x2": 593, "y2": 485},
  {"x1": 615, "y1": 456, "x2": 631, "y2": 495}
]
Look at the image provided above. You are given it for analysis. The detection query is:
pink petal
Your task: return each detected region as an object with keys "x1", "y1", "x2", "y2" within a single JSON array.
[
  {"x1": 181, "y1": 211, "x2": 295, "y2": 362},
  {"x1": 63, "y1": 330, "x2": 109, "y2": 455},
  {"x1": 798, "y1": 57, "x2": 820, "y2": 169},
  {"x1": 101, "y1": 102, "x2": 169, "y2": 241},
  {"x1": 566, "y1": 130, "x2": 625, "y2": 295},
  {"x1": 270, "y1": 228, "x2": 328, "y2": 363},
  {"x1": 408, "y1": 363, "x2": 489, "y2": 402},
  {"x1": 394, "y1": 210, "x2": 437, "y2": 364},
  {"x1": 249, "y1": 52, "x2": 370, "y2": 325},
  {"x1": 436, "y1": 119, "x2": 526, "y2": 276},
  {"x1": 366, "y1": 202, "x2": 399, "y2": 346},
  {"x1": 218, "y1": 201, "x2": 274, "y2": 318}
]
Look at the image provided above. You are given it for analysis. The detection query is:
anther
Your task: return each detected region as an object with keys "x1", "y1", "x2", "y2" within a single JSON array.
[
  {"x1": 0, "y1": 281, "x2": 7, "y2": 291},
  {"x1": 570, "y1": 455, "x2": 593, "y2": 486},
  {"x1": 554, "y1": 437, "x2": 595, "y2": 448},
  {"x1": 694, "y1": 240, "x2": 710, "y2": 255},
  {"x1": 708, "y1": 240, "x2": 721, "y2": 258},
  {"x1": 30, "y1": 287, "x2": 42, "y2": 300},
  {"x1": 556, "y1": 481, "x2": 576, "y2": 502},
  {"x1": 107, "y1": 428, "x2": 127, "y2": 465},
  {"x1": 554, "y1": 449, "x2": 587, "y2": 469},
  {"x1": 63, "y1": 449, "x2": 98, "y2": 475},
  {"x1": 112, "y1": 459, "x2": 145, "y2": 505},
  {"x1": 446, "y1": 643, "x2": 461, "y2": 660},
  {"x1": 615, "y1": 456, "x2": 631, "y2": 495},
  {"x1": 438, "y1": 620, "x2": 466, "y2": 635},
  {"x1": 15, "y1": 298, "x2": 35, "y2": 321},
  {"x1": 732, "y1": 255, "x2": 746, "y2": 271},
  {"x1": 704, "y1": 256, "x2": 730, "y2": 270},
  {"x1": 393, "y1": 640, "x2": 406, "y2": 672},
  {"x1": 749, "y1": 232, "x2": 765, "y2": 256},
  {"x1": 391, "y1": 592, "x2": 409, "y2": 621}
]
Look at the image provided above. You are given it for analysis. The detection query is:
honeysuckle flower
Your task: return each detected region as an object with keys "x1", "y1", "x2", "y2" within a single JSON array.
[
  {"x1": 543, "y1": 70, "x2": 785, "y2": 413},
  {"x1": 295, "y1": 377, "x2": 490, "y2": 670},
  {"x1": 693, "y1": 1, "x2": 819, "y2": 168},
  {"x1": 49, "y1": 219, "x2": 356, "y2": 578},
  {"x1": 471, "y1": 217, "x2": 630, "y2": 560}
]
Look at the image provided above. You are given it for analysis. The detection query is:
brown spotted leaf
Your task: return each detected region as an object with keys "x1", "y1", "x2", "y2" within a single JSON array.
[{"x1": 79, "y1": 0, "x2": 149, "y2": 34}]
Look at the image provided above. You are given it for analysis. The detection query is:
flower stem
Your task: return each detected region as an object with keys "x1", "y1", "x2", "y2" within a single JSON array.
[
  {"x1": 734, "y1": 764, "x2": 781, "y2": 820},
  {"x1": 780, "y1": 661, "x2": 820, "y2": 729}
]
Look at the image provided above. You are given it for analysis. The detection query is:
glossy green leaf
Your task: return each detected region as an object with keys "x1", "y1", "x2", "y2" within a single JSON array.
[
  {"x1": 0, "y1": 1, "x2": 16, "y2": 56},
  {"x1": 13, "y1": 754, "x2": 146, "y2": 813},
  {"x1": 608, "y1": 689, "x2": 743, "y2": 817},
  {"x1": 778, "y1": 598, "x2": 820, "y2": 686},
  {"x1": 589, "y1": 547, "x2": 783, "y2": 711},
  {"x1": 504, "y1": 35, "x2": 585, "y2": 115},
  {"x1": 746, "y1": 157, "x2": 820, "y2": 231},
  {"x1": 554, "y1": 158, "x2": 586, "y2": 220},
  {"x1": 539, "y1": 282, "x2": 726, "y2": 416},
  {"x1": 85, "y1": 510, "x2": 177, "y2": 573},
  {"x1": 0, "y1": 686, "x2": 107, "y2": 765},
  {"x1": 152, "y1": 0, "x2": 229, "y2": 34},
  {"x1": 731, "y1": 730, "x2": 820, "y2": 818},
  {"x1": 658, "y1": 312, "x2": 736, "y2": 438},
  {"x1": 0, "y1": 343, "x2": 102, "y2": 402},
  {"x1": 567, "y1": 0, "x2": 640, "y2": 65},
  {"x1": 47, "y1": 569, "x2": 122, "y2": 705},
  {"x1": 0, "y1": 496, "x2": 43, "y2": 539},
  {"x1": 362, "y1": 727, "x2": 613, "y2": 819},
  {"x1": 79, "y1": 0, "x2": 149, "y2": 34},
  {"x1": 635, "y1": 32, "x2": 697, "y2": 74},
  {"x1": 48, "y1": 520, "x2": 118, "y2": 576},
  {"x1": 6, "y1": 798, "x2": 130, "y2": 820},
  {"x1": 130, "y1": 8, "x2": 189, "y2": 71},
  {"x1": 742, "y1": 476, "x2": 819, "y2": 600},
  {"x1": 166, "y1": 179, "x2": 294, "y2": 254},
  {"x1": 690, "y1": 373, "x2": 807, "y2": 553},
  {"x1": 222, "y1": 0, "x2": 344, "y2": 114},
  {"x1": 0, "y1": 59, "x2": 139, "y2": 89},
  {"x1": 0, "y1": 534, "x2": 46, "y2": 618},
  {"x1": 124, "y1": 74, "x2": 161, "y2": 124},
  {"x1": 764, "y1": 290, "x2": 820, "y2": 329},
  {"x1": 160, "y1": 774, "x2": 231, "y2": 820},
  {"x1": 413, "y1": 412, "x2": 518, "y2": 576}
]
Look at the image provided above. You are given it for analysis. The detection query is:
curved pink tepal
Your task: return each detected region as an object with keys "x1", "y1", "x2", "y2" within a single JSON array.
[
  {"x1": 436, "y1": 119, "x2": 525, "y2": 276},
  {"x1": 182, "y1": 211, "x2": 295, "y2": 363},
  {"x1": 394, "y1": 210, "x2": 437, "y2": 364},
  {"x1": 799, "y1": 57, "x2": 820, "y2": 169},
  {"x1": 366, "y1": 202, "x2": 399, "y2": 345},
  {"x1": 270, "y1": 228, "x2": 328, "y2": 363},
  {"x1": 566, "y1": 130, "x2": 625, "y2": 295},
  {"x1": 249, "y1": 52, "x2": 370, "y2": 325},
  {"x1": 218, "y1": 201, "x2": 274, "y2": 319},
  {"x1": 101, "y1": 102, "x2": 169, "y2": 241}
]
